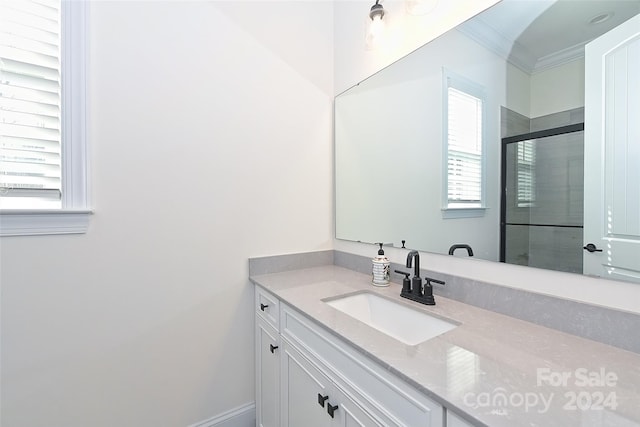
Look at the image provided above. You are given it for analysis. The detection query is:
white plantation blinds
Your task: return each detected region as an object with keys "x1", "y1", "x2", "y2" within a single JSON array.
[
  {"x1": 0, "y1": 0, "x2": 62, "y2": 208},
  {"x1": 517, "y1": 141, "x2": 536, "y2": 207},
  {"x1": 445, "y1": 80, "x2": 484, "y2": 209}
]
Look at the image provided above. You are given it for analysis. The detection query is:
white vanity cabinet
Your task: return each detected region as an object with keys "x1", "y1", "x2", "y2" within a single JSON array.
[
  {"x1": 255, "y1": 286, "x2": 446, "y2": 427},
  {"x1": 280, "y1": 303, "x2": 443, "y2": 427}
]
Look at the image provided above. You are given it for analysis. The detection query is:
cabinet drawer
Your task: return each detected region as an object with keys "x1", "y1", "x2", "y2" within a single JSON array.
[
  {"x1": 256, "y1": 286, "x2": 280, "y2": 330},
  {"x1": 281, "y1": 303, "x2": 443, "y2": 427}
]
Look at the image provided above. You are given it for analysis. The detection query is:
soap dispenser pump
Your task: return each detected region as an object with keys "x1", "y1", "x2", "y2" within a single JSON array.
[{"x1": 372, "y1": 243, "x2": 390, "y2": 287}]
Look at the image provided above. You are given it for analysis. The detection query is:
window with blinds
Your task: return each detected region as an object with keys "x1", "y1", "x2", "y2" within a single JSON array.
[
  {"x1": 445, "y1": 78, "x2": 485, "y2": 209},
  {"x1": 1, "y1": 0, "x2": 62, "y2": 209},
  {"x1": 516, "y1": 141, "x2": 536, "y2": 207}
]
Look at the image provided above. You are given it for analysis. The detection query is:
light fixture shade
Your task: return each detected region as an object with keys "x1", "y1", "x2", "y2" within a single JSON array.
[
  {"x1": 366, "y1": 0, "x2": 386, "y2": 49},
  {"x1": 369, "y1": 2, "x2": 384, "y2": 20}
]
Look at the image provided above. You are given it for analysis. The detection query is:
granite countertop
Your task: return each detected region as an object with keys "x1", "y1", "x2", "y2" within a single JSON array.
[{"x1": 250, "y1": 265, "x2": 640, "y2": 427}]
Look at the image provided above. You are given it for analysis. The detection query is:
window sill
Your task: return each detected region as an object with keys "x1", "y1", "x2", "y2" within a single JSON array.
[
  {"x1": 441, "y1": 207, "x2": 487, "y2": 219},
  {"x1": 0, "y1": 210, "x2": 93, "y2": 237}
]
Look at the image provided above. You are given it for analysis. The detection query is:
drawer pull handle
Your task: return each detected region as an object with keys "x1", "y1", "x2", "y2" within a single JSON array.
[
  {"x1": 260, "y1": 303, "x2": 269, "y2": 311},
  {"x1": 317, "y1": 394, "x2": 329, "y2": 408},
  {"x1": 327, "y1": 403, "x2": 339, "y2": 418},
  {"x1": 269, "y1": 344, "x2": 278, "y2": 354}
]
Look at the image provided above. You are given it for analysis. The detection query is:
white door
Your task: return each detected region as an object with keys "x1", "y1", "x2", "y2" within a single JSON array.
[{"x1": 584, "y1": 14, "x2": 640, "y2": 282}]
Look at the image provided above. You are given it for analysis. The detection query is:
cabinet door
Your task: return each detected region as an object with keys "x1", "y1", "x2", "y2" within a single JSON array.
[
  {"x1": 256, "y1": 318, "x2": 280, "y2": 427},
  {"x1": 281, "y1": 339, "x2": 384, "y2": 427},
  {"x1": 331, "y1": 385, "x2": 384, "y2": 427},
  {"x1": 281, "y1": 340, "x2": 332, "y2": 427}
]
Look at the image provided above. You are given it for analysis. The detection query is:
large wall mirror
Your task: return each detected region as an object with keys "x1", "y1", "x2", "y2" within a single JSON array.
[{"x1": 335, "y1": 0, "x2": 640, "y2": 283}]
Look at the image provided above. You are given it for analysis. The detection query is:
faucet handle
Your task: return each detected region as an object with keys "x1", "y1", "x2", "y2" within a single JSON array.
[
  {"x1": 425, "y1": 277, "x2": 445, "y2": 286},
  {"x1": 421, "y1": 277, "x2": 445, "y2": 305},
  {"x1": 395, "y1": 270, "x2": 411, "y2": 294}
]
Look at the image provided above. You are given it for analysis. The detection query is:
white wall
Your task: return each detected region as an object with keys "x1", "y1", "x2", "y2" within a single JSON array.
[
  {"x1": 530, "y1": 58, "x2": 585, "y2": 118},
  {"x1": 506, "y1": 62, "x2": 532, "y2": 117},
  {"x1": 0, "y1": 1, "x2": 333, "y2": 426},
  {"x1": 332, "y1": 2, "x2": 640, "y2": 315}
]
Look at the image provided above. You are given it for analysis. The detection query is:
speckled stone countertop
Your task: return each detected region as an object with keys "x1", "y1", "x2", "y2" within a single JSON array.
[{"x1": 250, "y1": 265, "x2": 640, "y2": 427}]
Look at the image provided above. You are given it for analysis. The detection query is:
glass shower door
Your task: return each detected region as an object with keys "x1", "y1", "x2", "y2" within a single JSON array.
[{"x1": 501, "y1": 125, "x2": 584, "y2": 274}]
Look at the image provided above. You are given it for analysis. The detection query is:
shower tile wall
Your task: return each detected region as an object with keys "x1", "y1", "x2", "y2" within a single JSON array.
[
  {"x1": 501, "y1": 107, "x2": 530, "y2": 138},
  {"x1": 501, "y1": 106, "x2": 584, "y2": 135},
  {"x1": 530, "y1": 107, "x2": 585, "y2": 131},
  {"x1": 529, "y1": 131, "x2": 583, "y2": 227},
  {"x1": 527, "y1": 226, "x2": 583, "y2": 273}
]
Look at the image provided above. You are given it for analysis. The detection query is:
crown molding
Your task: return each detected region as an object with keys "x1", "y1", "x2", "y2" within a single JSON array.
[
  {"x1": 457, "y1": 17, "x2": 586, "y2": 75},
  {"x1": 532, "y1": 41, "x2": 587, "y2": 74}
]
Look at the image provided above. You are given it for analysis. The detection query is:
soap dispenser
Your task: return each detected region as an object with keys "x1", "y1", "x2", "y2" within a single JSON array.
[{"x1": 372, "y1": 243, "x2": 390, "y2": 286}]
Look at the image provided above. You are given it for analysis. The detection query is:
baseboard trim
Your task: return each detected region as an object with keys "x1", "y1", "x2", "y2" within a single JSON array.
[{"x1": 188, "y1": 402, "x2": 255, "y2": 427}]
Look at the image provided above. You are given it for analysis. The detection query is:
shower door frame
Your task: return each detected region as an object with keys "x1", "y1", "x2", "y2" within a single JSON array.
[{"x1": 499, "y1": 122, "x2": 585, "y2": 263}]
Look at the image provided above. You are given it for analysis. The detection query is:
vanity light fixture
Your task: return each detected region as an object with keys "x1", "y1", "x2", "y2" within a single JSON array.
[
  {"x1": 369, "y1": 0, "x2": 385, "y2": 22},
  {"x1": 366, "y1": 0, "x2": 386, "y2": 47}
]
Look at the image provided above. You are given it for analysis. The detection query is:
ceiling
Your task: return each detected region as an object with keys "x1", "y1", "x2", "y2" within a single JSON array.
[{"x1": 459, "y1": 0, "x2": 640, "y2": 73}]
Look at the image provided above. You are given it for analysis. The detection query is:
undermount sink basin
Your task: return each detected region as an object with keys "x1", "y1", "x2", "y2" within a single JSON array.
[{"x1": 325, "y1": 292, "x2": 458, "y2": 346}]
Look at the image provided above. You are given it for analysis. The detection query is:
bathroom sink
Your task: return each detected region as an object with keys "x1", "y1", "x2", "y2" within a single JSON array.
[{"x1": 325, "y1": 292, "x2": 457, "y2": 345}]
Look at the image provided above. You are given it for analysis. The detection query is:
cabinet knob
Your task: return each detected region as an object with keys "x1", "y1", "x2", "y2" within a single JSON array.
[
  {"x1": 317, "y1": 393, "x2": 329, "y2": 408},
  {"x1": 269, "y1": 344, "x2": 278, "y2": 354},
  {"x1": 260, "y1": 303, "x2": 269, "y2": 311},
  {"x1": 327, "y1": 403, "x2": 339, "y2": 418}
]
